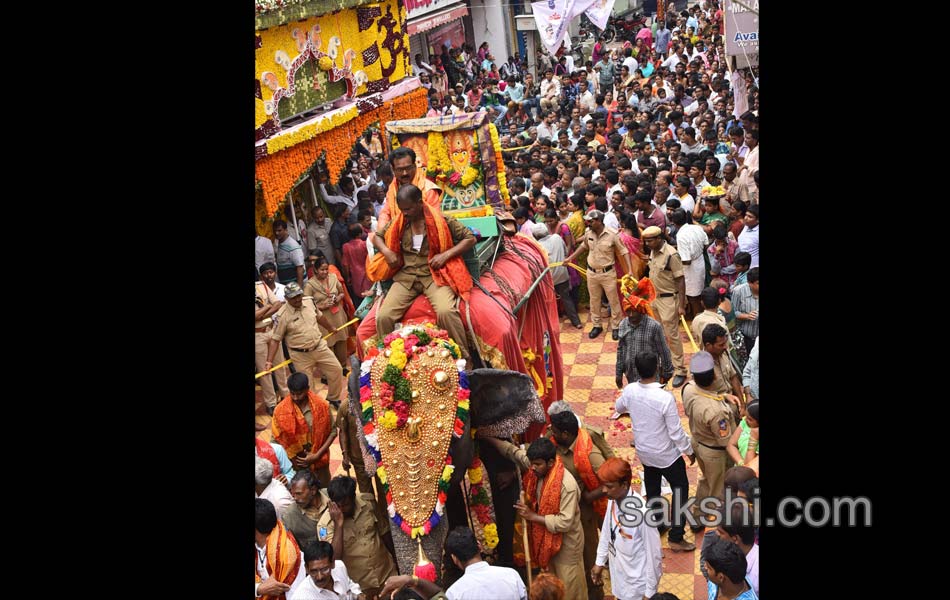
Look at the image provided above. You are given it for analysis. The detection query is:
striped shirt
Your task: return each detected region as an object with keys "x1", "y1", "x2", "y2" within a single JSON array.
[
  {"x1": 731, "y1": 283, "x2": 759, "y2": 339},
  {"x1": 616, "y1": 315, "x2": 674, "y2": 383}
]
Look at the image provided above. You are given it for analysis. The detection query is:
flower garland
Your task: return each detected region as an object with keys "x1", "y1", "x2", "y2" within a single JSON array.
[
  {"x1": 256, "y1": 86, "x2": 427, "y2": 217},
  {"x1": 357, "y1": 323, "x2": 470, "y2": 540},
  {"x1": 426, "y1": 132, "x2": 479, "y2": 188},
  {"x1": 466, "y1": 450, "x2": 499, "y2": 552},
  {"x1": 488, "y1": 123, "x2": 510, "y2": 207},
  {"x1": 266, "y1": 105, "x2": 359, "y2": 156}
]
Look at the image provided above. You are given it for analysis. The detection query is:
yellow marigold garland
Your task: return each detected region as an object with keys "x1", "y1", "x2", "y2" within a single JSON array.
[{"x1": 488, "y1": 123, "x2": 510, "y2": 207}]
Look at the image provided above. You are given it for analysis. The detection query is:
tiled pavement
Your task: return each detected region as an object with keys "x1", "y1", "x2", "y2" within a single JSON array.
[{"x1": 257, "y1": 307, "x2": 710, "y2": 599}]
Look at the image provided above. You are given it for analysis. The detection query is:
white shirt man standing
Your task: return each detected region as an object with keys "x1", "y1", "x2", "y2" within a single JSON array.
[{"x1": 615, "y1": 350, "x2": 696, "y2": 551}]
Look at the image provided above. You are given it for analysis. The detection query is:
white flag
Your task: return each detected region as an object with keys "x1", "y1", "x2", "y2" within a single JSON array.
[
  {"x1": 584, "y1": 0, "x2": 616, "y2": 32},
  {"x1": 531, "y1": 0, "x2": 596, "y2": 55}
]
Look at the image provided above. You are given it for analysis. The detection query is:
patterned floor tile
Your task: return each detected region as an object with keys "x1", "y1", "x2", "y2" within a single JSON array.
[{"x1": 570, "y1": 363, "x2": 599, "y2": 377}]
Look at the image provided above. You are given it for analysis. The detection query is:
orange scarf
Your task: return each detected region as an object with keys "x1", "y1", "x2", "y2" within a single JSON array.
[
  {"x1": 571, "y1": 429, "x2": 607, "y2": 519},
  {"x1": 523, "y1": 455, "x2": 565, "y2": 569},
  {"x1": 366, "y1": 201, "x2": 472, "y2": 301},
  {"x1": 255, "y1": 519, "x2": 301, "y2": 600},
  {"x1": 271, "y1": 391, "x2": 332, "y2": 470}
]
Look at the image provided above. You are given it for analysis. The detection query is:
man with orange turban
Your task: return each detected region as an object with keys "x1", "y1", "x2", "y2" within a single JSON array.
[
  {"x1": 590, "y1": 458, "x2": 663, "y2": 600},
  {"x1": 615, "y1": 277, "x2": 675, "y2": 390}
]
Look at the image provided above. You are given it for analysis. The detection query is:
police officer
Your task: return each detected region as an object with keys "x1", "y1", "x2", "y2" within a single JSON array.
[
  {"x1": 641, "y1": 225, "x2": 688, "y2": 387},
  {"x1": 564, "y1": 209, "x2": 633, "y2": 340},
  {"x1": 681, "y1": 351, "x2": 741, "y2": 529},
  {"x1": 264, "y1": 282, "x2": 344, "y2": 404},
  {"x1": 255, "y1": 263, "x2": 290, "y2": 414}
]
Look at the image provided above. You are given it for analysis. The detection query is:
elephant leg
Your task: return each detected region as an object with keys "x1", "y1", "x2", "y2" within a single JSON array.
[
  {"x1": 485, "y1": 459, "x2": 519, "y2": 569},
  {"x1": 390, "y1": 520, "x2": 449, "y2": 588}
]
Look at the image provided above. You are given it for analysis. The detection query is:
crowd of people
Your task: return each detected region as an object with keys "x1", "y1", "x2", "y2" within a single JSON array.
[{"x1": 255, "y1": 1, "x2": 760, "y2": 598}]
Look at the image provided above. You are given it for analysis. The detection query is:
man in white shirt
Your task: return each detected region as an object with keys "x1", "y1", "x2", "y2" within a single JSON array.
[
  {"x1": 290, "y1": 541, "x2": 363, "y2": 600},
  {"x1": 590, "y1": 458, "x2": 663, "y2": 600},
  {"x1": 577, "y1": 81, "x2": 596, "y2": 114},
  {"x1": 320, "y1": 180, "x2": 357, "y2": 210},
  {"x1": 378, "y1": 527, "x2": 527, "y2": 600},
  {"x1": 669, "y1": 207, "x2": 708, "y2": 319},
  {"x1": 256, "y1": 456, "x2": 294, "y2": 519},
  {"x1": 536, "y1": 110, "x2": 558, "y2": 142},
  {"x1": 532, "y1": 223, "x2": 581, "y2": 328},
  {"x1": 615, "y1": 351, "x2": 696, "y2": 551},
  {"x1": 256, "y1": 233, "x2": 276, "y2": 276},
  {"x1": 539, "y1": 68, "x2": 561, "y2": 112}
]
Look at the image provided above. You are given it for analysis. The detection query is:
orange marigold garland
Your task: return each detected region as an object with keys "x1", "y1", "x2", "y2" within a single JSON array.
[{"x1": 256, "y1": 87, "x2": 427, "y2": 216}]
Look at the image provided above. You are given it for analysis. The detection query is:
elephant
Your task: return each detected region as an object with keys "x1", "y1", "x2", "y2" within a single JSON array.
[{"x1": 346, "y1": 352, "x2": 547, "y2": 588}]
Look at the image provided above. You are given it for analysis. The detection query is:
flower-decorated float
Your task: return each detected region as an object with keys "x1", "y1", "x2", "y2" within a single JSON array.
[{"x1": 254, "y1": 0, "x2": 428, "y2": 234}]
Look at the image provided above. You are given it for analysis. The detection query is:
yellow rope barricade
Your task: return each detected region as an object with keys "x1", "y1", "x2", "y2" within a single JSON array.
[
  {"x1": 681, "y1": 315, "x2": 700, "y2": 352},
  {"x1": 323, "y1": 317, "x2": 359, "y2": 340},
  {"x1": 255, "y1": 359, "x2": 292, "y2": 380}
]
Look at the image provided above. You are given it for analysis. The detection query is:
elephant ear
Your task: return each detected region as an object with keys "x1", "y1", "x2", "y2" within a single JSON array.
[{"x1": 467, "y1": 369, "x2": 546, "y2": 437}]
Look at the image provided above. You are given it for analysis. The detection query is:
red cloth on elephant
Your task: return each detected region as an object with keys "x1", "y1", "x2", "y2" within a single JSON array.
[{"x1": 357, "y1": 234, "x2": 563, "y2": 440}]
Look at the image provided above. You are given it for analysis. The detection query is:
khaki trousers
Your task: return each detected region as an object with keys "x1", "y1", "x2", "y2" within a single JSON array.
[
  {"x1": 691, "y1": 442, "x2": 735, "y2": 518},
  {"x1": 255, "y1": 331, "x2": 289, "y2": 408},
  {"x1": 586, "y1": 268, "x2": 622, "y2": 330},
  {"x1": 377, "y1": 279, "x2": 470, "y2": 360},
  {"x1": 288, "y1": 340, "x2": 344, "y2": 402},
  {"x1": 652, "y1": 295, "x2": 686, "y2": 376}
]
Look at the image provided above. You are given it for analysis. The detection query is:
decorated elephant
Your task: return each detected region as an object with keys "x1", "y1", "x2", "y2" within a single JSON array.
[{"x1": 346, "y1": 323, "x2": 551, "y2": 588}]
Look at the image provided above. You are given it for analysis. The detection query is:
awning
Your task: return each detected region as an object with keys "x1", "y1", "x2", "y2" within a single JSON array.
[{"x1": 407, "y1": 4, "x2": 468, "y2": 36}]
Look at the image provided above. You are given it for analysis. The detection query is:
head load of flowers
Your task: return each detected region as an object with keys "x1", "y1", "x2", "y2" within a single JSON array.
[{"x1": 358, "y1": 323, "x2": 470, "y2": 540}]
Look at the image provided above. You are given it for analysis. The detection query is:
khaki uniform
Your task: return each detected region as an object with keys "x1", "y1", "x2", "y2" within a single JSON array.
[
  {"x1": 648, "y1": 241, "x2": 687, "y2": 376},
  {"x1": 304, "y1": 273, "x2": 349, "y2": 368},
  {"x1": 281, "y1": 489, "x2": 331, "y2": 550},
  {"x1": 316, "y1": 492, "x2": 397, "y2": 598},
  {"x1": 584, "y1": 226, "x2": 628, "y2": 331},
  {"x1": 270, "y1": 298, "x2": 344, "y2": 402},
  {"x1": 690, "y1": 310, "x2": 727, "y2": 352},
  {"x1": 712, "y1": 350, "x2": 738, "y2": 396},
  {"x1": 556, "y1": 430, "x2": 607, "y2": 600},
  {"x1": 501, "y1": 443, "x2": 588, "y2": 600},
  {"x1": 375, "y1": 216, "x2": 473, "y2": 358},
  {"x1": 255, "y1": 282, "x2": 290, "y2": 408},
  {"x1": 682, "y1": 383, "x2": 739, "y2": 514}
]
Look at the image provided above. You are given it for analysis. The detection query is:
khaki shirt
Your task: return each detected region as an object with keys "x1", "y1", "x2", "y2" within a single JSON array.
[
  {"x1": 316, "y1": 492, "x2": 396, "y2": 590},
  {"x1": 712, "y1": 351, "x2": 737, "y2": 395},
  {"x1": 281, "y1": 490, "x2": 332, "y2": 550},
  {"x1": 647, "y1": 240, "x2": 684, "y2": 294},
  {"x1": 682, "y1": 383, "x2": 738, "y2": 448},
  {"x1": 376, "y1": 215, "x2": 473, "y2": 288},
  {"x1": 555, "y1": 431, "x2": 606, "y2": 522},
  {"x1": 270, "y1": 298, "x2": 326, "y2": 351},
  {"x1": 584, "y1": 226, "x2": 628, "y2": 271},
  {"x1": 499, "y1": 442, "x2": 585, "y2": 561},
  {"x1": 254, "y1": 281, "x2": 280, "y2": 330},
  {"x1": 690, "y1": 311, "x2": 727, "y2": 347}
]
